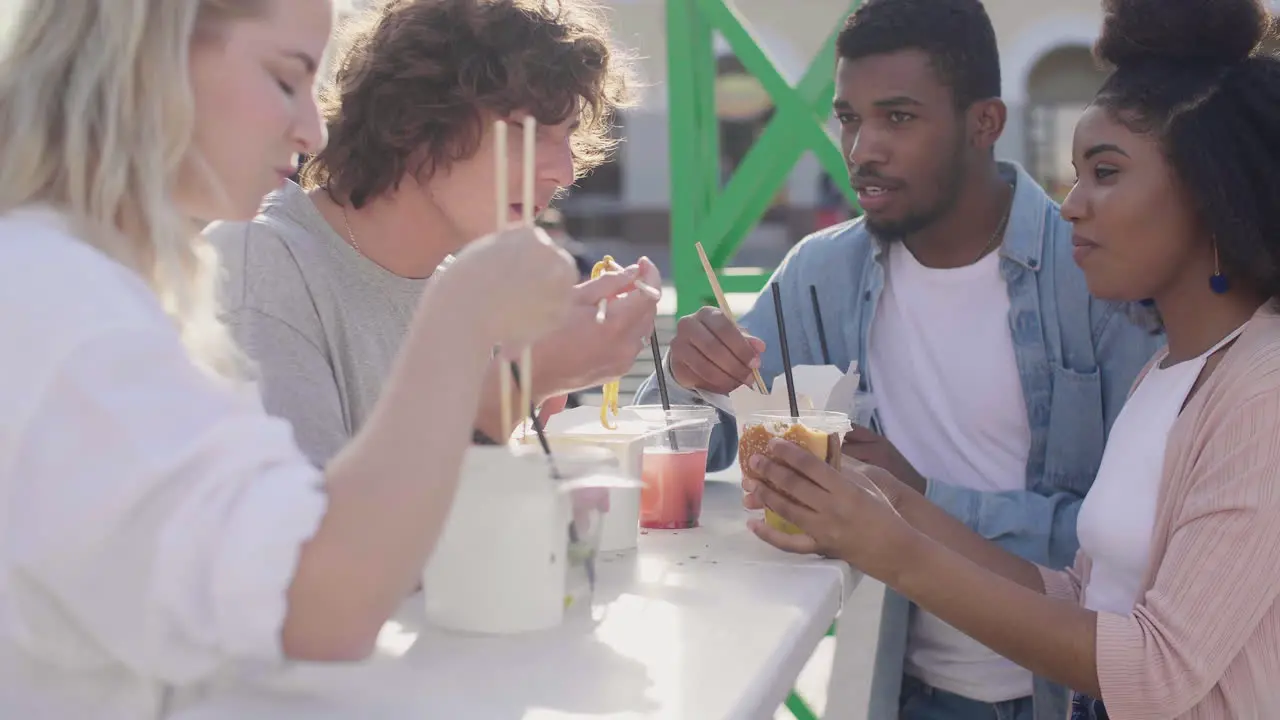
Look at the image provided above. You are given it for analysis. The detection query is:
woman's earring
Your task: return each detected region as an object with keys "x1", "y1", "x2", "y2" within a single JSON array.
[{"x1": 1209, "y1": 242, "x2": 1230, "y2": 295}]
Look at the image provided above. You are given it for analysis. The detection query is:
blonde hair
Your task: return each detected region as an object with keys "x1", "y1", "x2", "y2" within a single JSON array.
[{"x1": 0, "y1": 0, "x2": 268, "y2": 377}]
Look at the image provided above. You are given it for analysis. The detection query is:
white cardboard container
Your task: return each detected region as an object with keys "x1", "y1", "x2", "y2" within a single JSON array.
[
  {"x1": 720, "y1": 362, "x2": 862, "y2": 436},
  {"x1": 423, "y1": 446, "x2": 572, "y2": 635}
]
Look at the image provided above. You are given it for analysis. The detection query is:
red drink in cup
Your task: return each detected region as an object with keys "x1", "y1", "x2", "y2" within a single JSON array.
[
  {"x1": 640, "y1": 448, "x2": 709, "y2": 529},
  {"x1": 629, "y1": 405, "x2": 718, "y2": 530}
]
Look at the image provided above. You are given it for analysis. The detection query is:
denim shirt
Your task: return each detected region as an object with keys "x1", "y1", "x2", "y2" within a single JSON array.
[{"x1": 635, "y1": 162, "x2": 1164, "y2": 719}]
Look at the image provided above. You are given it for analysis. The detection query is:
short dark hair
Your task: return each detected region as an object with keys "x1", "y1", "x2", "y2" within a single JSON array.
[
  {"x1": 301, "y1": 0, "x2": 634, "y2": 208},
  {"x1": 1094, "y1": 0, "x2": 1280, "y2": 299},
  {"x1": 835, "y1": 0, "x2": 1001, "y2": 108}
]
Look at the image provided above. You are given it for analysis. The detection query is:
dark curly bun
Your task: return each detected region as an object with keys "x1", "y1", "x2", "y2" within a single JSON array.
[{"x1": 1095, "y1": 0, "x2": 1269, "y2": 68}]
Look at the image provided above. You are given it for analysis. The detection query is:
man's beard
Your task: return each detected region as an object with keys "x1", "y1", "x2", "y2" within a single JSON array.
[{"x1": 864, "y1": 142, "x2": 967, "y2": 242}]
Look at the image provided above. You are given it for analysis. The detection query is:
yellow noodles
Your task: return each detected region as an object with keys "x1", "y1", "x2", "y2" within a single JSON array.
[{"x1": 591, "y1": 255, "x2": 621, "y2": 429}]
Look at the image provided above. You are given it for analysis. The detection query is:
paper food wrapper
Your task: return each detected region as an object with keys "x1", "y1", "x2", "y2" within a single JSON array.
[
  {"x1": 825, "y1": 361, "x2": 863, "y2": 418},
  {"x1": 712, "y1": 362, "x2": 861, "y2": 436}
]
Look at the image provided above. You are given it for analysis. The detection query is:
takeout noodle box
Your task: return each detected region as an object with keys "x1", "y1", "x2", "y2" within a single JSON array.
[
  {"x1": 725, "y1": 363, "x2": 861, "y2": 435},
  {"x1": 424, "y1": 446, "x2": 570, "y2": 635},
  {"x1": 424, "y1": 445, "x2": 633, "y2": 634},
  {"x1": 825, "y1": 362, "x2": 862, "y2": 418}
]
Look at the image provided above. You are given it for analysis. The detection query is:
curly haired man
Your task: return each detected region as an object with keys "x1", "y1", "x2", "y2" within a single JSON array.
[{"x1": 207, "y1": 0, "x2": 660, "y2": 463}]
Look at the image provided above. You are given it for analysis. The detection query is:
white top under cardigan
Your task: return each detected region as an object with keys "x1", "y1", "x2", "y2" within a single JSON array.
[
  {"x1": 0, "y1": 207, "x2": 328, "y2": 719},
  {"x1": 1077, "y1": 324, "x2": 1245, "y2": 615}
]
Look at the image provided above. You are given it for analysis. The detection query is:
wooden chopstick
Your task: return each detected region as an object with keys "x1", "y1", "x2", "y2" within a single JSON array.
[
  {"x1": 494, "y1": 120, "x2": 513, "y2": 435},
  {"x1": 518, "y1": 119, "x2": 536, "y2": 435},
  {"x1": 694, "y1": 242, "x2": 767, "y2": 394},
  {"x1": 492, "y1": 117, "x2": 541, "y2": 437}
]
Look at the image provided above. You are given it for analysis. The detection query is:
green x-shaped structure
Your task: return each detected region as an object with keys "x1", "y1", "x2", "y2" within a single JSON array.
[
  {"x1": 666, "y1": 0, "x2": 864, "y2": 318},
  {"x1": 665, "y1": 6, "x2": 862, "y2": 717}
]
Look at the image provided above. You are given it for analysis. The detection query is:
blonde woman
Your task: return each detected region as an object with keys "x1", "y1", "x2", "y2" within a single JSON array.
[{"x1": 0, "y1": 1, "x2": 577, "y2": 718}]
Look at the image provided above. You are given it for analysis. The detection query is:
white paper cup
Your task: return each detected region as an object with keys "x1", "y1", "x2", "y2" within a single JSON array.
[{"x1": 423, "y1": 447, "x2": 569, "y2": 635}]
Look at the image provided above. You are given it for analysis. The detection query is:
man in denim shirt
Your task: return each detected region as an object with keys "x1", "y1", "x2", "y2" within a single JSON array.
[{"x1": 635, "y1": 1, "x2": 1163, "y2": 718}]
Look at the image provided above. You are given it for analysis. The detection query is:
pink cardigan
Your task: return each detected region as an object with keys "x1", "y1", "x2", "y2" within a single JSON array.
[{"x1": 1040, "y1": 306, "x2": 1280, "y2": 719}]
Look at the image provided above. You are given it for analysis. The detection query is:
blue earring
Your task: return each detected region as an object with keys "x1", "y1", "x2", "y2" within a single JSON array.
[{"x1": 1209, "y1": 242, "x2": 1230, "y2": 295}]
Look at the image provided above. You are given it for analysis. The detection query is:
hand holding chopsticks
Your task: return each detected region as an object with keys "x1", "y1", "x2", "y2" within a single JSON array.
[{"x1": 660, "y1": 242, "x2": 770, "y2": 395}]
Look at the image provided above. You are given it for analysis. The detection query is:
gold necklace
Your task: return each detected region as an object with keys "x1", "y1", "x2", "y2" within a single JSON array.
[
  {"x1": 972, "y1": 184, "x2": 1013, "y2": 263},
  {"x1": 973, "y1": 183, "x2": 1015, "y2": 264},
  {"x1": 340, "y1": 204, "x2": 362, "y2": 255}
]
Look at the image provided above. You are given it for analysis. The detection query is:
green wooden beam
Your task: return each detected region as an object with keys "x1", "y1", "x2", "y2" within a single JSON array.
[
  {"x1": 667, "y1": 0, "x2": 719, "y2": 311},
  {"x1": 668, "y1": 0, "x2": 864, "y2": 316}
]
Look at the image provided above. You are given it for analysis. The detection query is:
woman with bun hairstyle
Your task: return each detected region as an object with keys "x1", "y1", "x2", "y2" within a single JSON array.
[{"x1": 740, "y1": 0, "x2": 1280, "y2": 717}]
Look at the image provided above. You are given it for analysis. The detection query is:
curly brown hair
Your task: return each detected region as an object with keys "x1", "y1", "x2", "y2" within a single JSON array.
[{"x1": 300, "y1": 0, "x2": 634, "y2": 208}]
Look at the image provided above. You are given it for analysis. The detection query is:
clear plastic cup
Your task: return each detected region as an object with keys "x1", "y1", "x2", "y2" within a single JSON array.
[
  {"x1": 626, "y1": 405, "x2": 719, "y2": 530},
  {"x1": 512, "y1": 443, "x2": 627, "y2": 616},
  {"x1": 737, "y1": 409, "x2": 850, "y2": 535}
]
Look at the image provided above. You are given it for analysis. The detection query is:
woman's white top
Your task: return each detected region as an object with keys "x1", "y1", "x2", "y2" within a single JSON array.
[
  {"x1": 1077, "y1": 325, "x2": 1244, "y2": 615},
  {"x1": 0, "y1": 208, "x2": 328, "y2": 718}
]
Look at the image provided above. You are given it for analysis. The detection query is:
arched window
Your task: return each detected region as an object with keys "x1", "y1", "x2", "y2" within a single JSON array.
[{"x1": 1024, "y1": 45, "x2": 1107, "y2": 201}]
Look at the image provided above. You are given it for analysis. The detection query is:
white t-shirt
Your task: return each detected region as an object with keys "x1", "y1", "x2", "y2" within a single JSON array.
[
  {"x1": 869, "y1": 242, "x2": 1033, "y2": 702},
  {"x1": 0, "y1": 208, "x2": 328, "y2": 719},
  {"x1": 1078, "y1": 326, "x2": 1243, "y2": 615}
]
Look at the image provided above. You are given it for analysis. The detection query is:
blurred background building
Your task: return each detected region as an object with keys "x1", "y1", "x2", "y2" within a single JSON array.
[
  {"x1": 329, "y1": 0, "x2": 1279, "y2": 275},
  {"x1": 343, "y1": 0, "x2": 1114, "y2": 271},
  {"x1": 327, "y1": 0, "x2": 1223, "y2": 406}
]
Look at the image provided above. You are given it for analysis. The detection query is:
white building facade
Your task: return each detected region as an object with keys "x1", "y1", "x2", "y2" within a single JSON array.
[{"x1": 566, "y1": 0, "x2": 1114, "y2": 248}]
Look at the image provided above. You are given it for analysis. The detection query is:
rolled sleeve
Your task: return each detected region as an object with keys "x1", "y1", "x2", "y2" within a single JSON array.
[
  {"x1": 211, "y1": 461, "x2": 327, "y2": 660},
  {"x1": 10, "y1": 328, "x2": 328, "y2": 683},
  {"x1": 924, "y1": 478, "x2": 980, "y2": 528},
  {"x1": 924, "y1": 478, "x2": 1084, "y2": 568}
]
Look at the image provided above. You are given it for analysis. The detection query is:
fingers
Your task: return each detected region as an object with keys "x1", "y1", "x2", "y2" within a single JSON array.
[
  {"x1": 636, "y1": 256, "x2": 663, "y2": 290},
  {"x1": 762, "y1": 439, "x2": 845, "y2": 494},
  {"x1": 669, "y1": 310, "x2": 759, "y2": 393},
  {"x1": 608, "y1": 280, "x2": 661, "y2": 327},
  {"x1": 746, "y1": 517, "x2": 820, "y2": 555},
  {"x1": 749, "y1": 446, "x2": 830, "y2": 511},
  {"x1": 470, "y1": 227, "x2": 577, "y2": 347},
  {"x1": 594, "y1": 291, "x2": 658, "y2": 377},
  {"x1": 673, "y1": 332, "x2": 749, "y2": 392},
  {"x1": 741, "y1": 474, "x2": 766, "y2": 510},
  {"x1": 697, "y1": 308, "x2": 762, "y2": 369},
  {"x1": 575, "y1": 266, "x2": 641, "y2": 304},
  {"x1": 535, "y1": 393, "x2": 569, "y2": 422}
]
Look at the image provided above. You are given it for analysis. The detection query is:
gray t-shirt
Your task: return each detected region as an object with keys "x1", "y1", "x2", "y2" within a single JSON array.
[{"x1": 207, "y1": 182, "x2": 446, "y2": 466}]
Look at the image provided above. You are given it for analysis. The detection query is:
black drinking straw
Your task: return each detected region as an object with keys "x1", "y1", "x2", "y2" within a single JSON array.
[
  {"x1": 649, "y1": 328, "x2": 680, "y2": 451},
  {"x1": 809, "y1": 285, "x2": 831, "y2": 365},
  {"x1": 771, "y1": 282, "x2": 800, "y2": 418},
  {"x1": 508, "y1": 362, "x2": 560, "y2": 479}
]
